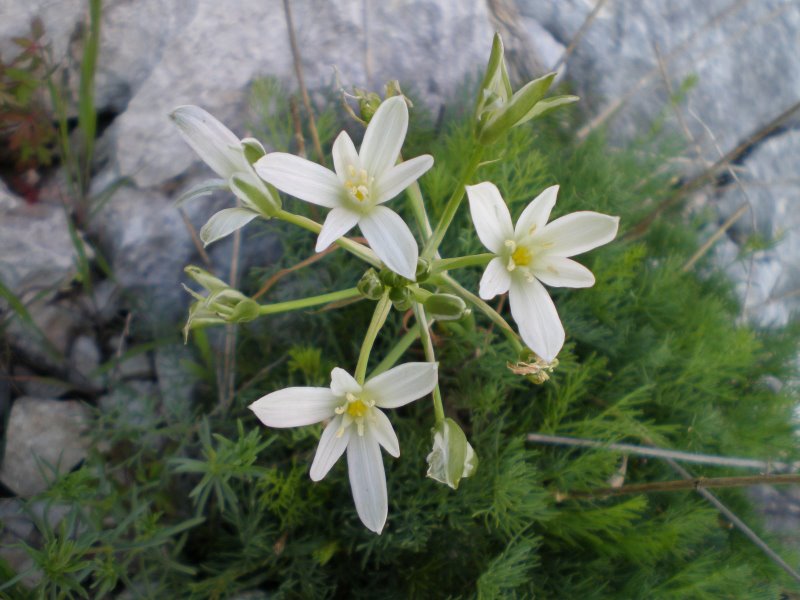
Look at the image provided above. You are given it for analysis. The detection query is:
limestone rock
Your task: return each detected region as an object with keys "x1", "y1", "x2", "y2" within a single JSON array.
[{"x1": 0, "y1": 397, "x2": 90, "y2": 497}]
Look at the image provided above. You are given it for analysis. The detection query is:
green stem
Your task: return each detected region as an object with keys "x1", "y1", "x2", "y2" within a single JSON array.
[
  {"x1": 257, "y1": 287, "x2": 360, "y2": 315},
  {"x1": 355, "y1": 292, "x2": 392, "y2": 384},
  {"x1": 422, "y1": 148, "x2": 483, "y2": 260},
  {"x1": 405, "y1": 178, "x2": 434, "y2": 245},
  {"x1": 435, "y1": 273, "x2": 523, "y2": 352},
  {"x1": 369, "y1": 324, "x2": 421, "y2": 378},
  {"x1": 412, "y1": 302, "x2": 445, "y2": 424},
  {"x1": 276, "y1": 209, "x2": 381, "y2": 268},
  {"x1": 432, "y1": 253, "x2": 494, "y2": 274}
]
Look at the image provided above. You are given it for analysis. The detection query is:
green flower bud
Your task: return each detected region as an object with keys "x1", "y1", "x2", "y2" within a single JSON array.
[
  {"x1": 378, "y1": 268, "x2": 411, "y2": 288},
  {"x1": 389, "y1": 286, "x2": 412, "y2": 311},
  {"x1": 229, "y1": 298, "x2": 260, "y2": 323},
  {"x1": 357, "y1": 268, "x2": 385, "y2": 300},
  {"x1": 185, "y1": 266, "x2": 229, "y2": 292},
  {"x1": 415, "y1": 258, "x2": 431, "y2": 282},
  {"x1": 355, "y1": 88, "x2": 383, "y2": 123},
  {"x1": 424, "y1": 293, "x2": 468, "y2": 321},
  {"x1": 426, "y1": 418, "x2": 478, "y2": 490}
]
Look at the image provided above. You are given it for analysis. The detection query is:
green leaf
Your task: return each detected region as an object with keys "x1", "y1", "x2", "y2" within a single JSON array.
[
  {"x1": 480, "y1": 72, "x2": 557, "y2": 143},
  {"x1": 516, "y1": 94, "x2": 580, "y2": 126}
]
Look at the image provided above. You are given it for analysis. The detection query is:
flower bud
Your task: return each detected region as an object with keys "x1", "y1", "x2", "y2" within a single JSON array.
[
  {"x1": 355, "y1": 88, "x2": 383, "y2": 123},
  {"x1": 423, "y1": 293, "x2": 468, "y2": 321},
  {"x1": 415, "y1": 258, "x2": 431, "y2": 282},
  {"x1": 182, "y1": 266, "x2": 260, "y2": 341},
  {"x1": 357, "y1": 268, "x2": 385, "y2": 300},
  {"x1": 389, "y1": 286, "x2": 413, "y2": 312},
  {"x1": 426, "y1": 418, "x2": 478, "y2": 490}
]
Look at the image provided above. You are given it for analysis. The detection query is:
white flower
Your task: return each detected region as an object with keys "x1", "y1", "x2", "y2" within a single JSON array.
[
  {"x1": 254, "y1": 96, "x2": 433, "y2": 280},
  {"x1": 466, "y1": 182, "x2": 619, "y2": 362},
  {"x1": 171, "y1": 105, "x2": 280, "y2": 246},
  {"x1": 248, "y1": 362, "x2": 438, "y2": 534}
]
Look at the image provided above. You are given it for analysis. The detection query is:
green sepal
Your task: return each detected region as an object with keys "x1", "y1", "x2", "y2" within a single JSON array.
[
  {"x1": 516, "y1": 94, "x2": 580, "y2": 126},
  {"x1": 241, "y1": 137, "x2": 266, "y2": 164},
  {"x1": 229, "y1": 298, "x2": 260, "y2": 323},
  {"x1": 479, "y1": 72, "x2": 557, "y2": 144},
  {"x1": 229, "y1": 173, "x2": 281, "y2": 217}
]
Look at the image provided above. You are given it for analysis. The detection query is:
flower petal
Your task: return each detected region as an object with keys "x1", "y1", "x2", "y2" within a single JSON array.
[
  {"x1": 170, "y1": 105, "x2": 248, "y2": 179},
  {"x1": 310, "y1": 417, "x2": 350, "y2": 481},
  {"x1": 514, "y1": 185, "x2": 559, "y2": 239},
  {"x1": 466, "y1": 182, "x2": 514, "y2": 254},
  {"x1": 315, "y1": 207, "x2": 361, "y2": 252},
  {"x1": 366, "y1": 362, "x2": 438, "y2": 409},
  {"x1": 508, "y1": 278, "x2": 565, "y2": 362},
  {"x1": 479, "y1": 256, "x2": 512, "y2": 299},
  {"x1": 360, "y1": 96, "x2": 408, "y2": 176},
  {"x1": 249, "y1": 387, "x2": 338, "y2": 427},
  {"x1": 358, "y1": 206, "x2": 418, "y2": 280},
  {"x1": 330, "y1": 367, "x2": 361, "y2": 397},
  {"x1": 255, "y1": 153, "x2": 343, "y2": 208},
  {"x1": 199, "y1": 207, "x2": 258, "y2": 247},
  {"x1": 374, "y1": 154, "x2": 434, "y2": 204},
  {"x1": 369, "y1": 409, "x2": 400, "y2": 457},
  {"x1": 536, "y1": 212, "x2": 620, "y2": 257},
  {"x1": 532, "y1": 256, "x2": 596, "y2": 288},
  {"x1": 347, "y1": 428, "x2": 388, "y2": 534},
  {"x1": 332, "y1": 131, "x2": 361, "y2": 183}
]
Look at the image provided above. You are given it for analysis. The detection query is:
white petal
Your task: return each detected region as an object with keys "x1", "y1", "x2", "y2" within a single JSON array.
[
  {"x1": 536, "y1": 212, "x2": 620, "y2": 257},
  {"x1": 532, "y1": 256, "x2": 596, "y2": 288},
  {"x1": 310, "y1": 417, "x2": 350, "y2": 481},
  {"x1": 332, "y1": 131, "x2": 361, "y2": 183},
  {"x1": 479, "y1": 257, "x2": 512, "y2": 299},
  {"x1": 315, "y1": 207, "x2": 361, "y2": 252},
  {"x1": 360, "y1": 96, "x2": 408, "y2": 176},
  {"x1": 248, "y1": 387, "x2": 338, "y2": 427},
  {"x1": 366, "y1": 362, "x2": 438, "y2": 409},
  {"x1": 466, "y1": 182, "x2": 514, "y2": 254},
  {"x1": 199, "y1": 207, "x2": 258, "y2": 247},
  {"x1": 330, "y1": 367, "x2": 361, "y2": 397},
  {"x1": 359, "y1": 206, "x2": 418, "y2": 280},
  {"x1": 514, "y1": 185, "x2": 559, "y2": 239},
  {"x1": 347, "y1": 428, "x2": 388, "y2": 534},
  {"x1": 374, "y1": 155, "x2": 434, "y2": 204},
  {"x1": 508, "y1": 278, "x2": 565, "y2": 363},
  {"x1": 170, "y1": 106, "x2": 248, "y2": 179},
  {"x1": 369, "y1": 409, "x2": 400, "y2": 457},
  {"x1": 254, "y1": 153, "x2": 343, "y2": 208}
]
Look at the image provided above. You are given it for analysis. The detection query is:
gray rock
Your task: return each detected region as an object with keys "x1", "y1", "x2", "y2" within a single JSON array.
[
  {"x1": 4, "y1": 298, "x2": 83, "y2": 369},
  {"x1": 69, "y1": 334, "x2": 102, "y2": 382},
  {"x1": 0, "y1": 397, "x2": 90, "y2": 497},
  {"x1": 10, "y1": 366, "x2": 72, "y2": 399},
  {"x1": 77, "y1": 279, "x2": 121, "y2": 325},
  {"x1": 517, "y1": 0, "x2": 800, "y2": 160},
  {"x1": 110, "y1": 0, "x2": 494, "y2": 187},
  {"x1": 0, "y1": 186, "x2": 81, "y2": 300},
  {"x1": 714, "y1": 129, "x2": 800, "y2": 326}
]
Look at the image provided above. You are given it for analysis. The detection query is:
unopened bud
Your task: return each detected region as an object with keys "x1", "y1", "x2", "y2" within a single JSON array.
[
  {"x1": 357, "y1": 268, "x2": 385, "y2": 300},
  {"x1": 389, "y1": 286, "x2": 413, "y2": 311},
  {"x1": 426, "y1": 418, "x2": 478, "y2": 490},
  {"x1": 415, "y1": 258, "x2": 431, "y2": 282},
  {"x1": 424, "y1": 293, "x2": 468, "y2": 321}
]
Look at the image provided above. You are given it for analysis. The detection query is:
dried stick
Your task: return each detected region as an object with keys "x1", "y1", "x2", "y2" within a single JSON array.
[
  {"x1": 179, "y1": 207, "x2": 213, "y2": 269},
  {"x1": 565, "y1": 473, "x2": 800, "y2": 499},
  {"x1": 526, "y1": 432, "x2": 799, "y2": 472},
  {"x1": 282, "y1": 0, "x2": 325, "y2": 165},
  {"x1": 219, "y1": 208, "x2": 242, "y2": 411}
]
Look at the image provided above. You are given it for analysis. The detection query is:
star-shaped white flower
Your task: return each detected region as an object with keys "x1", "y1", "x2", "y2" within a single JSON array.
[
  {"x1": 254, "y1": 96, "x2": 433, "y2": 280},
  {"x1": 248, "y1": 362, "x2": 438, "y2": 534},
  {"x1": 466, "y1": 182, "x2": 619, "y2": 362},
  {"x1": 171, "y1": 105, "x2": 279, "y2": 245}
]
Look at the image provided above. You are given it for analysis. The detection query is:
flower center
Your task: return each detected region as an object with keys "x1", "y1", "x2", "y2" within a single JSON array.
[
  {"x1": 344, "y1": 164, "x2": 372, "y2": 203},
  {"x1": 334, "y1": 392, "x2": 375, "y2": 436},
  {"x1": 511, "y1": 246, "x2": 531, "y2": 266},
  {"x1": 504, "y1": 240, "x2": 536, "y2": 282}
]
